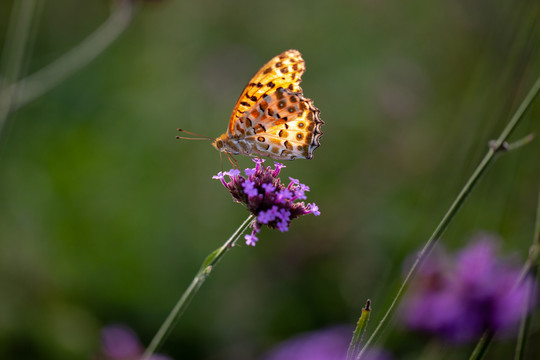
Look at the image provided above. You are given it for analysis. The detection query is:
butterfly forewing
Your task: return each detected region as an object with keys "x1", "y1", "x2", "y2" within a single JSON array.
[{"x1": 228, "y1": 49, "x2": 306, "y2": 135}]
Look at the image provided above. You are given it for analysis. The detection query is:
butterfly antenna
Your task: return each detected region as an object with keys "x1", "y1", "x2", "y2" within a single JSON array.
[{"x1": 176, "y1": 128, "x2": 214, "y2": 141}]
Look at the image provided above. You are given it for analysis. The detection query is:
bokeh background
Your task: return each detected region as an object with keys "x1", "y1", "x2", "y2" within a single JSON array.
[{"x1": 1, "y1": 0, "x2": 539, "y2": 359}]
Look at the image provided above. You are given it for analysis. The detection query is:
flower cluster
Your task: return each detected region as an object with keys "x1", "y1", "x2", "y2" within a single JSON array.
[
  {"x1": 213, "y1": 158, "x2": 320, "y2": 246},
  {"x1": 401, "y1": 235, "x2": 535, "y2": 342}
]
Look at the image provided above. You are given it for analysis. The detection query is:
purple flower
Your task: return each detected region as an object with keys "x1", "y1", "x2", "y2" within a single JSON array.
[
  {"x1": 262, "y1": 183, "x2": 276, "y2": 193},
  {"x1": 307, "y1": 203, "x2": 320, "y2": 216},
  {"x1": 100, "y1": 324, "x2": 172, "y2": 360},
  {"x1": 401, "y1": 234, "x2": 536, "y2": 343},
  {"x1": 253, "y1": 157, "x2": 265, "y2": 169},
  {"x1": 212, "y1": 172, "x2": 224, "y2": 180},
  {"x1": 212, "y1": 172, "x2": 227, "y2": 187},
  {"x1": 276, "y1": 189, "x2": 293, "y2": 203},
  {"x1": 225, "y1": 169, "x2": 241, "y2": 177},
  {"x1": 258, "y1": 206, "x2": 279, "y2": 224},
  {"x1": 294, "y1": 183, "x2": 310, "y2": 200},
  {"x1": 273, "y1": 162, "x2": 286, "y2": 176},
  {"x1": 213, "y1": 159, "x2": 320, "y2": 246},
  {"x1": 261, "y1": 325, "x2": 392, "y2": 360},
  {"x1": 288, "y1": 177, "x2": 300, "y2": 186},
  {"x1": 242, "y1": 179, "x2": 259, "y2": 198},
  {"x1": 276, "y1": 208, "x2": 291, "y2": 232},
  {"x1": 245, "y1": 168, "x2": 256, "y2": 177},
  {"x1": 276, "y1": 221, "x2": 289, "y2": 232},
  {"x1": 245, "y1": 231, "x2": 259, "y2": 246},
  {"x1": 277, "y1": 208, "x2": 291, "y2": 221}
]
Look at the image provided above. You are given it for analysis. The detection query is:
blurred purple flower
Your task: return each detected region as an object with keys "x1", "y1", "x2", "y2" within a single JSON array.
[
  {"x1": 213, "y1": 158, "x2": 320, "y2": 246},
  {"x1": 261, "y1": 326, "x2": 392, "y2": 360},
  {"x1": 101, "y1": 324, "x2": 172, "y2": 360},
  {"x1": 401, "y1": 234, "x2": 536, "y2": 342}
]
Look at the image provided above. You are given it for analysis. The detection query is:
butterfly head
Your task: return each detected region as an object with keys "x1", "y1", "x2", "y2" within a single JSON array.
[
  {"x1": 212, "y1": 133, "x2": 245, "y2": 156},
  {"x1": 212, "y1": 134, "x2": 227, "y2": 152}
]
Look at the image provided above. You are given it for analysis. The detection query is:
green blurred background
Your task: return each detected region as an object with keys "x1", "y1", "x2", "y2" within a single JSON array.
[{"x1": 1, "y1": 0, "x2": 539, "y2": 359}]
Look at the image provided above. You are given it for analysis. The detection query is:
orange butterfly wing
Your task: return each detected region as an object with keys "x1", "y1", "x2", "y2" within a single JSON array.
[
  {"x1": 234, "y1": 88, "x2": 323, "y2": 159},
  {"x1": 228, "y1": 49, "x2": 306, "y2": 135},
  {"x1": 213, "y1": 49, "x2": 323, "y2": 160}
]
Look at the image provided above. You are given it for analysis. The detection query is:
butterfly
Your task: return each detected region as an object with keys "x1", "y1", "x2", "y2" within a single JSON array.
[{"x1": 211, "y1": 49, "x2": 323, "y2": 161}]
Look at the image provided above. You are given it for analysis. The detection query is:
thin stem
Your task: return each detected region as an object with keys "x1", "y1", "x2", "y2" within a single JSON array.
[
  {"x1": 141, "y1": 214, "x2": 255, "y2": 360},
  {"x1": 514, "y1": 266, "x2": 537, "y2": 360},
  {"x1": 471, "y1": 186, "x2": 540, "y2": 360},
  {"x1": 356, "y1": 76, "x2": 540, "y2": 360},
  {"x1": 535, "y1": 189, "x2": 540, "y2": 248},
  {"x1": 514, "y1": 187, "x2": 540, "y2": 360},
  {"x1": 0, "y1": 0, "x2": 136, "y2": 114},
  {"x1": 469, "y1": 331, "x2": 494, "y2": 360},
  {"x1": 0, "y1": 0, "x2": 41, "y2": 139},
  {"x1": 505, "y1": 133, "x2": 535, "y2": 151},
  {"x1": 518, "y1": 186, "x2": 540, "y2": 283}
]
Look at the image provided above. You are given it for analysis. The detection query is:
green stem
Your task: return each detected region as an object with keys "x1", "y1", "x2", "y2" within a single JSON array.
[
  {"x1": 518, "y1": 186, "x2": 540, "y2": 283},
  {"x1": 141, "y1": 214, "x2": 255, "y2": 360},
  {"x1": 513, "y1": 266, "x2": 537, "y2": 360},
  {"x1": 356, "y1": 76, "x2": 540, "y2": 360},
  {"x1": 0, "y1": 0, "x2": 136, "y2": 116},
  {"x1": 514, "y1": 187, "x2": 540, "y2": 360},
  {"x1": 469, "y1": 331, "x2": 494, "y2": 360},
  {"x1": 0, "y1": 0, "x2": 41, "y2": 139},
  {"x1": 471, "y1": 186, "x2": 540, "y2": 360}
]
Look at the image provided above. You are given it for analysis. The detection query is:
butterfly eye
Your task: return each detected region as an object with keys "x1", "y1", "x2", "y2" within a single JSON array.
[{"x1": 216, "y1": 139, "x2": 224, "y2": 149}]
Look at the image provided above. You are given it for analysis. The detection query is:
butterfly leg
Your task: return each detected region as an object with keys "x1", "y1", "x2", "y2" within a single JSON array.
[
  {"x1": 225, "y1": 152, "x2": 239, "y2": 169},
  {"x1": 231, "y1": 154, "x2": 239, "y2": 169},
  {"x1": 219, "y1": 151, "x2": 224, "y2": 172}
]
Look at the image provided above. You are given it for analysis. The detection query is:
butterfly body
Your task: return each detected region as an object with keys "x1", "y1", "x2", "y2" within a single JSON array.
[{"x1": 213, "y1": 49, "x2": 323, "y2": 160}]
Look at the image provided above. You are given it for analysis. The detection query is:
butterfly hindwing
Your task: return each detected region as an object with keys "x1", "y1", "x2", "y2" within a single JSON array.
[{"x1": 236, "y1": 88, "x2": 323, "y2": 160}]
